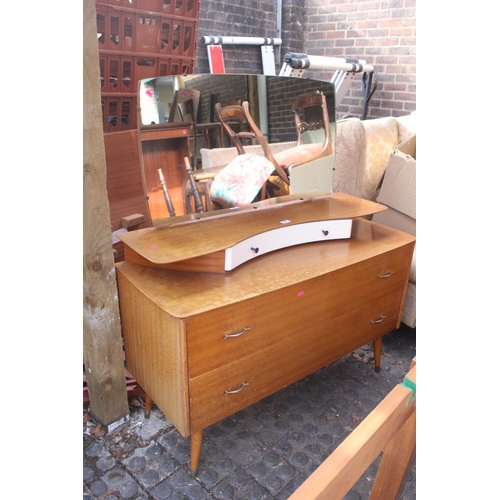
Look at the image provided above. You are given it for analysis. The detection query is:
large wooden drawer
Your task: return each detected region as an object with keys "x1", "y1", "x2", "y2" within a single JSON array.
[
  {"x1": 189, "y1": 289, "x2": 402, "y2": 431},
  {"x1": 186, "y1": 245, "x2": 411, "y2": 378}
]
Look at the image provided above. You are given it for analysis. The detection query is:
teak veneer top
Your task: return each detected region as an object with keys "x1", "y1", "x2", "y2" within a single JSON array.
[
  {"x1": 118, "y1": 193, "x2": 387, "y2": 265},
  {"x1": 116, "y1": 217, "x2": 415, "y2": 318}
]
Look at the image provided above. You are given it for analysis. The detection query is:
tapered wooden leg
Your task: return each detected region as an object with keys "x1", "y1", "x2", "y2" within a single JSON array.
[
  {"x1": 373, "y1": 336, "x2": 382, "y2": 373},
  {"x1": 190, "y1": 429, "x2": 204, "y2": 478},
  {"x1": 145, "y1": 394, "x2": 153, "y2": 419}
]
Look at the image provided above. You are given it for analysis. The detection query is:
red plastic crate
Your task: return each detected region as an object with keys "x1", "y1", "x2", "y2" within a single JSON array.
[
  {"x1": 134, "y1": 0, "x2": 165, "y2": 13},
  {"x1": 159, "y1": 0, "x2": 200, "y2": 19},
  {"x1": 96, "y1": 6, "x2": 198, "y2": 58},
  {"x1": 158, "y1": 17, "x2": 197, "y2": 57},
  {"x1": 133, "y1": 55, "x2": 193, "y2": 82},
  {"x1": 96, "y1": 0, "x2": 139, "y2": 8},
  {"x1": 102, "y1": 96, "x2": 138, "y2": 133},
  {"x1": 96, "y1": 6, "x2": 135, "y2": 52},
  {"x1": 100, "y1": 54, "x2": 195, "y2": 95},
  {"x1": 95, "y1": 0, "x2": 200, "y2": 19},
  {"x1": 100, "y1": 53, "x2": 136, "y2": 94}
]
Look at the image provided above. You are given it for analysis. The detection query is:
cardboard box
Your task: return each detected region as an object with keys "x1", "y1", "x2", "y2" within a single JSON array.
[{"x1": 372, "y1": 133, "x2": 416, "y2": 236}]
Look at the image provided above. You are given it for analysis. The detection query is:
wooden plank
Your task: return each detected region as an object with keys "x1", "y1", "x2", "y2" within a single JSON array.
[
  {"x1": 288, "y1": 365, "x2": 416, "y2": 500},
  {"x1": 370, "y1": 409, "x2": 416, "y2": 500},
  {"x1": 83, "y1": 0, "x2": 129, "y2": 426}
]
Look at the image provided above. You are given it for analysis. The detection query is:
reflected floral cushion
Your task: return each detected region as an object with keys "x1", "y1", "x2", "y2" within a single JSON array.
[{"x1": 210, "y1": 153, "x2": 275, "y2": 208}]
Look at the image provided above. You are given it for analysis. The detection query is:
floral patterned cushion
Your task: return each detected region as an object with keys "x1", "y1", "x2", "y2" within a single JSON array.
[{"x1": 209, "y1": 153, "x2": 275, "y2": 208}]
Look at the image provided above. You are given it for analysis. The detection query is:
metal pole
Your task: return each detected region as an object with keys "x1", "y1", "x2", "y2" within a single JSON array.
[
  {"x1": 276, "y1": 0, "x2": 282, "y2": 66},
  {"x1": 200, "y1": 35, "x2": 282, "y2": 46},
  {"x1": 287, "y1": 54, "x2": 374, "y2": 74},
  {"x1": 257, "y1": 75, "x2": 268, "y2": 141}
]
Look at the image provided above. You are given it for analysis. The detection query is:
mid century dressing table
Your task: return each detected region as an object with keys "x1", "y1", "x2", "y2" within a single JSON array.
[{"x1": 115, "y1": 193, "x2": 415, "y2": 476}]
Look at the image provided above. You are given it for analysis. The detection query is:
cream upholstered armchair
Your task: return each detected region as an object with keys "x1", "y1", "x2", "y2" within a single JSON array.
[
  {"x1": 334, "y1": 114, "x2": 416, "y2": 328},
  {"x1": 333, "y1": 114, "x2": 415, "y2": 202}
]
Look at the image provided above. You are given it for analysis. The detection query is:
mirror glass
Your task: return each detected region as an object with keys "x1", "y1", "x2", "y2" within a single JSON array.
[{"x1": 137, "y1": 74, "x2": 336, "y2": 226}]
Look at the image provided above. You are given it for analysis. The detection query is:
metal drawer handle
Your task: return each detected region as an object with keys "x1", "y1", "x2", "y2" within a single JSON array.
[
  {"x1": 379, "y1": 271, "x2": 394, "y2": 279},
  {"x1": 224, "y1": 327, "x2": 251, "y2": 339},
  {"x1": 371, "y1": 315, "x2": 387, "y2": 324},
  {"x1": 225, "y1": 382, "x2": 249, "y2": 395}
]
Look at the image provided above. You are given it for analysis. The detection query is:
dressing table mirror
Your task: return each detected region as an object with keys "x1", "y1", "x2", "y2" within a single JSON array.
[{"x1": 136, "y1": 74, "x2": 338, "y2": 226}]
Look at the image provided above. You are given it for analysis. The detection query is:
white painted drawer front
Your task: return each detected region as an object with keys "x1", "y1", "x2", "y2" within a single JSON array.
[{"x1": 224, "y1": 219, "x2": 352, "y2": 271}]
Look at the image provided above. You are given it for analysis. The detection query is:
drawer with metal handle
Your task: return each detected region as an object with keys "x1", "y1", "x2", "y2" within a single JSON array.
[
  {"x1": 189, "y1": 289, "x2": 403, "y2": 431},
  {"x1": 186, "y1": 246, "x2": 410, "y2": 378}
]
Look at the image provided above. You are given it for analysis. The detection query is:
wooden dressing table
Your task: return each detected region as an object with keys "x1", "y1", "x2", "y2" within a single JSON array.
[{"x1": 115, "y1": 193, "x2": 415, "y2": 476}]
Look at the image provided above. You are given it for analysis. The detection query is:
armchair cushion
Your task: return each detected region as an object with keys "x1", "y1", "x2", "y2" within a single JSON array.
[
  {"x1": 361, "y1": 117, "x2": 399, "y2": 201},
  {"x1": 333, "y1": 118, "x2": 367, "y2": 198}
]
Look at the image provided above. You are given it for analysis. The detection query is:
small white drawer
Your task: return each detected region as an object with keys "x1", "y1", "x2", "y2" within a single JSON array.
[{"x1": 224, "y1": 219, "x2": 352, "y2": 271}]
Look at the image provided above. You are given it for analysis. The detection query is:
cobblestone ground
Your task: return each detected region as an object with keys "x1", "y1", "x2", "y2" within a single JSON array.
[{"x1": 84, "y1": 325, "x2": 416, "y2": 500}]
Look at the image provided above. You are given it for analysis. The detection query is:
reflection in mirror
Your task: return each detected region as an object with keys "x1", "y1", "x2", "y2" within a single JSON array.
[{"x1": 137, "y1": 74, "x2": 336, "y2": 226}]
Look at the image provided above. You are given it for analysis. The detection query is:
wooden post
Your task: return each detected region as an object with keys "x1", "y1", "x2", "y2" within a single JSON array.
[{"x1": 83, "y1": 0, "x2": 129, "y2": 428}]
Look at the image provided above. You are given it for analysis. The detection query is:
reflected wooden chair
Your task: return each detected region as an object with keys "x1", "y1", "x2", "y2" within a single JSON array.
[
  {"x1": 177, "y1": 98, "x2": 198, "y2": 166},
  {"x1": 249, "y1": 91, "x2": 333, "y2": 176},
  {"x1": 214, "y1": 102, "x2": 289, "y2": 203},
  {"x1": 210, "y1": 91, "x2": 333, "y2": 207},
  {"x1": 184, "y1": 156, "x2": 214, "y2": 214},
  {"x1": 215, "y1": 103, "x2": 260, "y2": 153}
]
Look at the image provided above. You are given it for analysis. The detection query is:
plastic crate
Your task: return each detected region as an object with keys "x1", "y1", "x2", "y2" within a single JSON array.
[
  {"x1": 96, "y1": 0, "x2": 139, "y2": 8},
  {"x1": 102, "y1": 96, "x2": 138, "y2": 133},
  {"x1": 100, "y1": 53, "x2": 137, "y2": 94},
  {"x1": 100, "y1": 54, "x2": 195, "y2": 94},
  {"x1": 159, "y1": 0, "x2": 200, "y2": 19},
  {"x1": 96, "y1": 6, "x2": 197, "y2": 58},
  {"x1": 132, "y1": 55, "x2": 193, "y2": 82},
  {"x1": 96, "y1": 6, "x2": 134, "y2": 52},
  {"x1": 95, "y1": 0, "x2": 200, "y2": 19},
  {"x1": 157, "y1": 17, "x2": 197, "y2": 57}
]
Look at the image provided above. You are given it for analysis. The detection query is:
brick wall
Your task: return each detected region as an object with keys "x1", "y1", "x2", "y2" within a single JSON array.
[
  {"x1": 195, "y1": 0, "x2": 284, "y2": 74},
  {"x1": 195, "y1": 0, "x2": 416, "y2": 120},
  {"x1": 304, "y1": 0, "x2": 416, "y2": 119}
]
